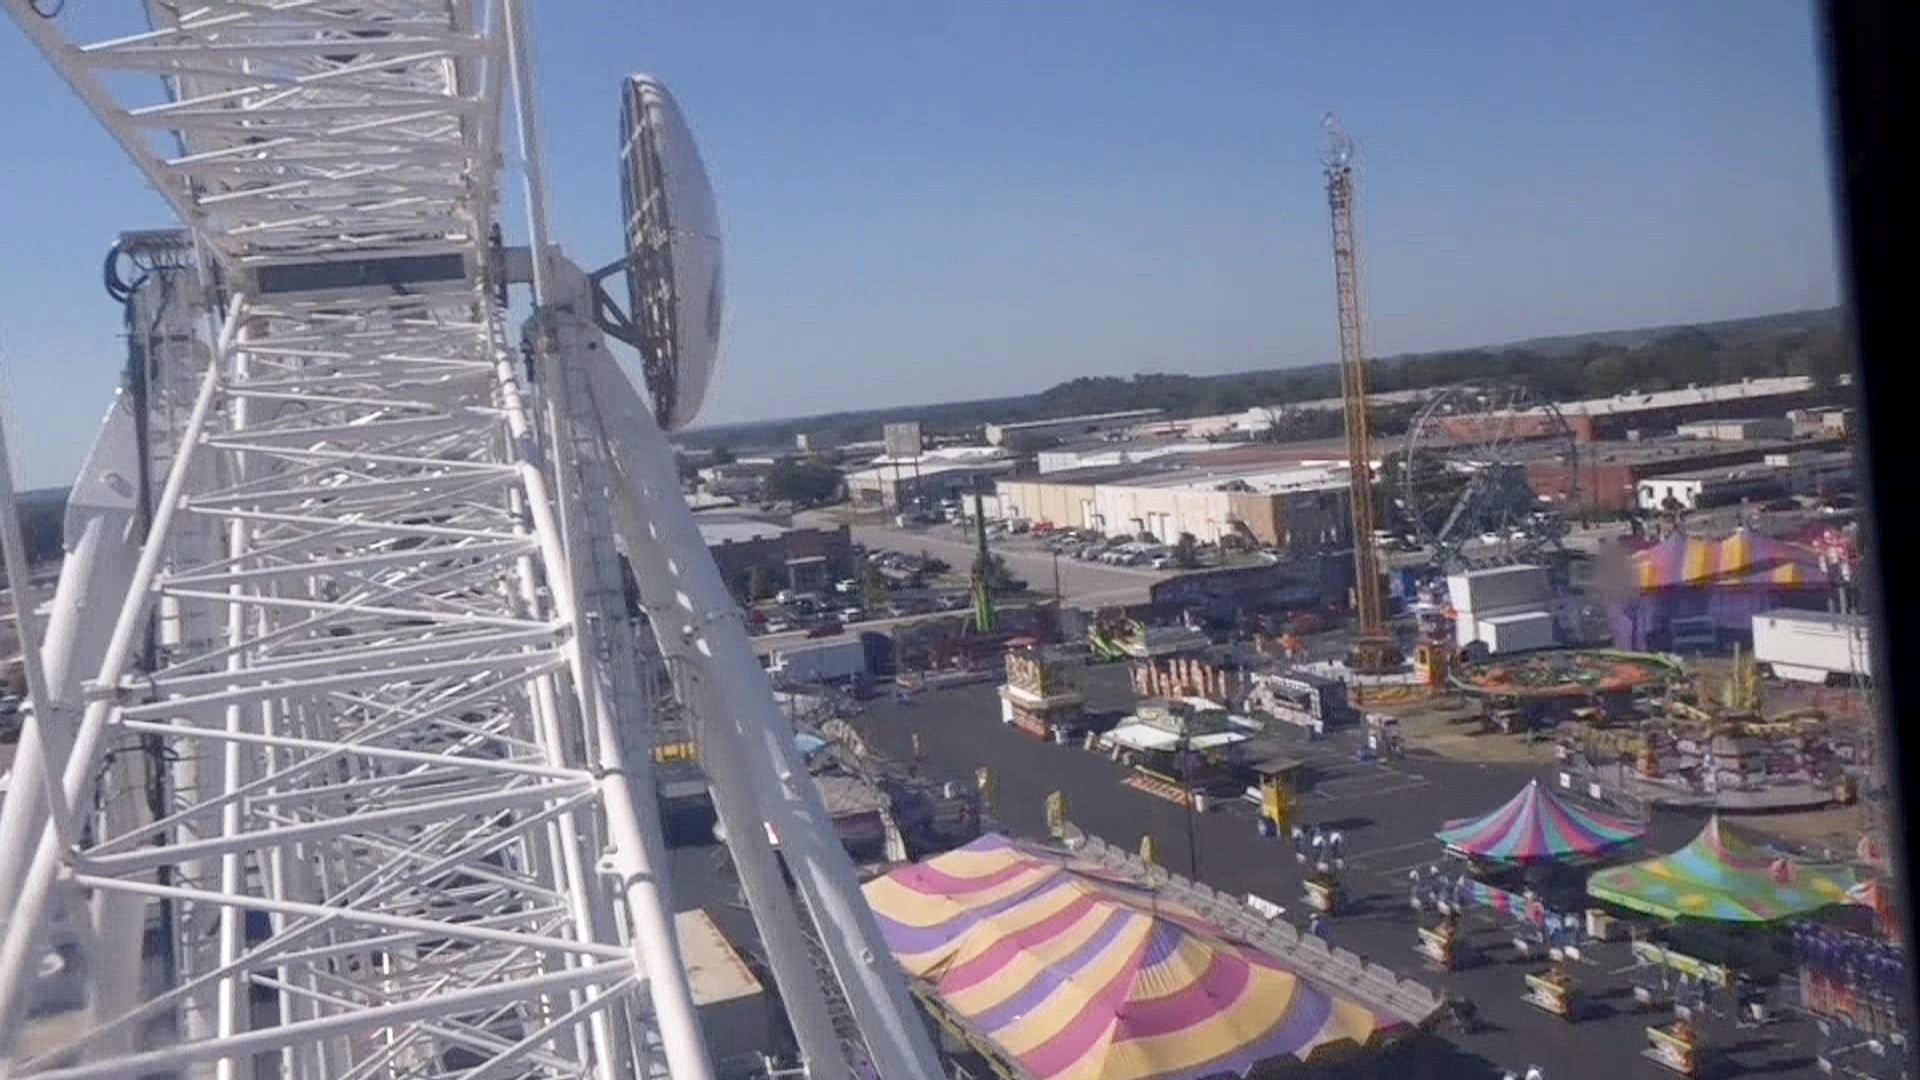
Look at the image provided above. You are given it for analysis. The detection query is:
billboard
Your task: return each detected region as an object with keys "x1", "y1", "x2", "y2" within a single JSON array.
[{"x1": 882, "y1": 422, "x2": 923, "y2": 459}]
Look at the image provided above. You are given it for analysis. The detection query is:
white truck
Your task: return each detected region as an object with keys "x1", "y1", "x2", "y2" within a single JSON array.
[
  {"x1": 1752, "y1": 609, "x2": 1870, "y2": 684},
  {"x1": 765, "y1": 636, "x2": 868, "y2": 684}
]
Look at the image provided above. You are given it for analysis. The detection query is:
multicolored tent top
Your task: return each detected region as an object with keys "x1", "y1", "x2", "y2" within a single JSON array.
[
  {"x1": 1630, "y1": 530, "x2": 1824, "y2": 592},
  {"x1": 1588, "y1": 816, "x2": 1855, "y2": 922},
  {"x1": 863, "y1": 834, "x2": 1399, "y2": 1080},
  {"x1": 1435, "y1": 778, "x2": 1645, "y2": 862}
]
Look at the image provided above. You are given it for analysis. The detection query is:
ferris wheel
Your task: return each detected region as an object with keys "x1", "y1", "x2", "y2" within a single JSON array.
[{"x1": 1396, "y1": 384, "x2": 1577, "y2": 566}]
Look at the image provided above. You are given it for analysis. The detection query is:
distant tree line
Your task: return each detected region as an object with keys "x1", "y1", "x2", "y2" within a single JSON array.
[{"x1": 676, "y1": 308, "x2": 1849, "y2": 452}]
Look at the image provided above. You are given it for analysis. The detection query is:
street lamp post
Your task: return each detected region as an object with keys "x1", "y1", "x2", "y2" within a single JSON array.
[{"x1": 1180, "y1": 740, "x2": 1202, "y2": 882}]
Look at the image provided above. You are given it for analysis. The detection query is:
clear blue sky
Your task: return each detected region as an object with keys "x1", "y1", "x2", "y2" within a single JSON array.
[{"x1": 0, "y1": 1, "x2": 1840, "y2": 488}]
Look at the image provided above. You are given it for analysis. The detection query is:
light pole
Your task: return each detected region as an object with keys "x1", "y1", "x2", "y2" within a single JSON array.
[{"x1": 1179, "y1": 738, "x2": 1202, "y2": 882}]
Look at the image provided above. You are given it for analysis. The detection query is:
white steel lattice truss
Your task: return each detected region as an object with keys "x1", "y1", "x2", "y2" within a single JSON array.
[{"x1": 0, "y1": 3, "x2": 728, "y2": 1078}]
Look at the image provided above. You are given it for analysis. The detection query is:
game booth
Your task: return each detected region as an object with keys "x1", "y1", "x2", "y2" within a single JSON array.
[{"x1": 1098, "y1": 698, "x2": 1258, "y2": 801}]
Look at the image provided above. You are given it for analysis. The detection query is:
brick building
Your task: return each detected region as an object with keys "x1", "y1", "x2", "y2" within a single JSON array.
[
  {"x1": 1515, "y1": 435, "x2": 1851, "y2": 515},
  {"x1": 695, "y1": 510, "x2": 854, "y2": 601}
]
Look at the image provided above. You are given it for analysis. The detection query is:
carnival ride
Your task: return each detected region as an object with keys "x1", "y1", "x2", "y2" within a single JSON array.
[
  {"x1": 0, "y1": 4, "x2": 940, "y2": 1078},
  {"x1": 1451, "y1": 649, "x2": 1681, "y2": 702},
  {"x1": 1435, "y1": 779, "x2": 1645, "y2": 865},
  {"x1": 1398, "y1": 384, "x2": 1576, "y2": 567}
]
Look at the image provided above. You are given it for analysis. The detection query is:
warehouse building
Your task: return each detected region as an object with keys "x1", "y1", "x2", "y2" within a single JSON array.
[
  {"x1": 1635, "y1": 449, "x2": 1856, "y2": 512},
  {"x1": 1674, "y1": 417, "x2": 1795, "y2": 441},
  {"x1": 841, "y1": 445, "x2": 1017, "y2": 508},
  {"x1": 996, "y1": 459, "x2": 1354, "y2": 552},
  {"x1": 984, "y1": 408, "x2": 1165, "y2": 447},
  {"x1": 1437, "y1": 376, "x2": 1827, "y2": 444},
  {"x1": 1512, "y1": 434, "x2": 1852, "y2": 515}
]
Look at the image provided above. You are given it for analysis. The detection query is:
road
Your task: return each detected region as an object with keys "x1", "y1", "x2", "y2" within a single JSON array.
[
  {"x1": 846, "y1": 665, "x2": 1825, "y2": 1079},
  {"x1": 800, "y1": 511, "x2": 1171, "y2": 608}
]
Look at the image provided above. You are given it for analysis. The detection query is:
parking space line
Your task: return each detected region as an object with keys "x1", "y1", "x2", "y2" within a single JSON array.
[
  {"x1": 1364, "y1": 856, "x2": 1445, "y2": 880},
  {"x1": 1308, "y1": 780, "x2": 1434, "y2": 804},
  {"x1": 1342, "y1": 838, "x2": 1436, "y2": 864},
  {"x1": 1315, "y1": 772, "x2": 1429, "y2": 793}
]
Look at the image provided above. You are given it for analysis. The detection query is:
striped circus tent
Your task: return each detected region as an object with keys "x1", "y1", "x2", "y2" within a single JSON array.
[
  {"x1": 1631, "y1": 529, "x2": 1822, "y2": 590},
  {"x1": 1609, "y1": 529, "x2": 1828, "y2": 650},
  {"x1": 1588, "y1": 816, "x2": 1855, "y2": 923},
  {"x1": 863, "y1": 834, "x2": 1400, "y2": 1080},
  {"x1": 1434, "y1": 778, "x2": 1645, "y2": 863}
]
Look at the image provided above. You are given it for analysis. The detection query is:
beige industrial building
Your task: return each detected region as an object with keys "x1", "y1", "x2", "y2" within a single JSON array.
[{"x1": 995, "y1": 461, "x2": 1354, "y2": 552}]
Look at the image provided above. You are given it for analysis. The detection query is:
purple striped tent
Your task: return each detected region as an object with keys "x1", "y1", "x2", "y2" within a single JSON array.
[
  {"x1": 1435, "y1": 779, "x2": 1645, "y2": 863},
  {"x1": 863, "y1": 834, "x2": 1399, "y2": 1079}
]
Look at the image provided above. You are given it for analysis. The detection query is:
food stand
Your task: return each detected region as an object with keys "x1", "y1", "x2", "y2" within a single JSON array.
[{"x1": 1099, "y1": 699, "x2": 1256, "y2": 796}]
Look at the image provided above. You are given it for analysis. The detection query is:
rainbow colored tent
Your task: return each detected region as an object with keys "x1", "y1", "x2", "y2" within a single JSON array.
[
  {"x1": 1610, "y1": 530, "x2": 1828, "y2": 650},
  {"x1": 1435, "y1": 779, "x2": 1645, "y2": 862},
  {"x1": 864, "y1": 834, "x2": 1400, "y2": 1080},
  {"x1": 1587, "y1": 816, "x2": 1855, "y2": 923}
]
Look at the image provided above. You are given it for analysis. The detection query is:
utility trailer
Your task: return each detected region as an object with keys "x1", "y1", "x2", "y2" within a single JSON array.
[{"x1": 1752, "y1": 609, "x2": 1869, "y2": 684}]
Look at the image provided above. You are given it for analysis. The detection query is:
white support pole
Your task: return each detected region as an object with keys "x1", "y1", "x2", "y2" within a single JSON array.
[
  {"x1": 576, "y1": 331, "x2": 945, "y2": 1077},
  {"x1": 0, "y1": 300, "x2": 237, "y2": 1053},
  {"x1": 17, "y1": 962, "x2": 631, "y2": 1080},
  {"x1": 621, "y1": 540, "x2": 851, "y2": 1080},
  {"x1": 493, "y1": 321, "x2": 716, "y2": 1079}
]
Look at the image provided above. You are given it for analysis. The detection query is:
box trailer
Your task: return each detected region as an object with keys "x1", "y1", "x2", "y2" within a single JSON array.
[
  {"x1": 1446, "y1": 564, "x2": 1549, "y2": 614},
  {"x1": 1753, "y1": 610, "x2": 1869, "y2": 684},
  {"x1": 1479, "y1": 611, "x2": 1557, "y2": 655},
  {"x1": 766, "y1": 637, "x2": 867, "y2": 683}
]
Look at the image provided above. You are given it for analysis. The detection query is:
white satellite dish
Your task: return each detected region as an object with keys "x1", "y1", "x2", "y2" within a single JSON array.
[{"x1": 618, "y1": 74, "x2": 723, "y2": 431}]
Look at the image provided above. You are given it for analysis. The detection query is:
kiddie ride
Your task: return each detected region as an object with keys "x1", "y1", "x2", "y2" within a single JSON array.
[{"x1": 1522, "y1": 965, "x2": 1581, "y2": 1022}]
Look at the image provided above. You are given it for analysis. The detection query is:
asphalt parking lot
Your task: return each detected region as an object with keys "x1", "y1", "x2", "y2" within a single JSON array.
[{"x1": 846, "y1": 664, "x2": 1829, "y2": 1079}]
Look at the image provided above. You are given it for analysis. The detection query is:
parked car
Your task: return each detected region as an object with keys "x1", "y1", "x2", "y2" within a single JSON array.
[{"x1": 766, "y1": 619, "x2": 793, "y2": 634}]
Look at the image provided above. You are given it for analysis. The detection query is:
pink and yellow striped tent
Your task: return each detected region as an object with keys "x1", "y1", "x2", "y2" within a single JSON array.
[
  {"x1": 863, "y1": 835, "x2": 1399, "y2": 1080},
  {"x1": 1631, "y1": 530, "x2": 1822, "y2": 591}
]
